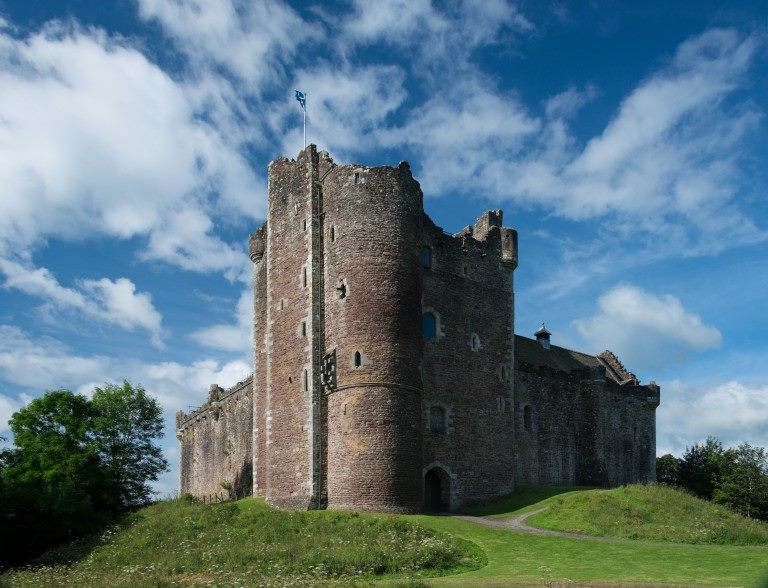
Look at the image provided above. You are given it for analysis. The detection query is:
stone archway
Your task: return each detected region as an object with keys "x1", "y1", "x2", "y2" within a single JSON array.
[{"x1": 423, "y1": 466, "x2": 451, "y2": 512}]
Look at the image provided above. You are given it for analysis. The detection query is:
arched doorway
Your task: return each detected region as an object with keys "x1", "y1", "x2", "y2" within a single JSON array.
[{"x1": 423, "y1": 467, "x2": 450, "y2": 512}]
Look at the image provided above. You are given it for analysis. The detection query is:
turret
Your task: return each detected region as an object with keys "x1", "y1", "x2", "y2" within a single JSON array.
[{"x1": 321, "y1": 160, "x2": 424, "y2": 513}]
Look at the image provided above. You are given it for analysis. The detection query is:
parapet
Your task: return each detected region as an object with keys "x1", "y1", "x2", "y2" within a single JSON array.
[{"x1": 176, "y1": 375, "x2": 254, "y2": 432}]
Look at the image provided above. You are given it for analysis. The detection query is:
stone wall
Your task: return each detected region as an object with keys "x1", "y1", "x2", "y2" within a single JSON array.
[
  {"x1": 421, "y1": 212, "x2": 517, "y2": 509},
  {"x1": 177, "y1": 377, "x2": 253, "y2": 499},
  {"x1": 513, "y1": 335, "x2": 659, "y2": 487},
  {"x1": 322, "y1": 160, "x2": 424, "y2": 513}
]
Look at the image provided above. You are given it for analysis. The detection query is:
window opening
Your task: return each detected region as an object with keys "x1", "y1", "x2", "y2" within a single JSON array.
[
  {"x1": 301, "y1": 321, "x2": 306, "y2": 337},
  {"x1": 302, "y1": 266, "x2": 307, "y2": 288},
  {"x1": 429, "y1": 406, "x2": 446, "y2": 433},
  {"x1": 354, "y1": 351, "x2": 362, "y2": 367},
  {"x1": 500, "y1": 365, "x2": 506, "y2": 381},
  {"x1": 422, "y1": 312, "x2": 437, "y2": 340},
  {"x1": 524, "y1": 405, "x2": 532, "y2": 432},
  {"x1": 336, "y1": 280, "x2": 347, "y2": 299},
  {"x1": 354, "y1": 172, "x2": 360, "y2": 184},
  {"x1": 302, "y1": 219, "x2": 307, "y2": 231},
  {"x1": 303, "y1": 369, "x2": 309, "y2": 392},
  {"x1": 330, "y1": 226, "x2": 335, "y2": 242},
  {"x1": 470, "y1": 333, "x2": 480, "y2": 351},
  {"x1": 422, "y1": 246, "x2": 432, "y2": 269}
]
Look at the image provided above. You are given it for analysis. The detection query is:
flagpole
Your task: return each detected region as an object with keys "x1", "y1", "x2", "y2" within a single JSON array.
[{"x1": 303, "y1": 92, "x2": 307, "y2": 149}]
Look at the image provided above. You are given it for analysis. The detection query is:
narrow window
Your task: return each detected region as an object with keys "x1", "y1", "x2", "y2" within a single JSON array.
[
  {"x1": 421, "y1": 246, "x2": 432, "y2": 269},
  {"x1": 470, "y1": 333, "x2": 480, "y2": 351},
  {"x1": 463, "y1": 265, "x2": 468, "y2": 276},
  {"x1": 354, "y1": 172, "x2": 360, "y2": 184},
  {"x1": 429, "y1": 406, "x2": 446, "y2": 433},
  {"x1": 302, "y1": 266, "x2": 307, "y2": 288},
  {"x1": 354, "y1": 351, "x2": 362, "y2": 367},
  {"x1": 524, "y1": 405, "x2": 532, "y2": 432},
  {"x1": 330, "y1": 226, "x2": 335, "y2": 242},
  {"x1": 301, "y1": 321, "x2": 306, "y2": 337},
  {"x1": 336, "y1": 279, "x2": 347, "y2": 299},
  {"x1": 303, "y1": 369, "x2": 309, "y2": 392},
  {"x1": 422, "y1": 312, "x2": 437, "y2": 340},
  {"x1": 302, "y1": 219, "x2": 307, "y2": 231},
  {"x1": 500, "y1": 365, "x2": 506, "y2": 381}
]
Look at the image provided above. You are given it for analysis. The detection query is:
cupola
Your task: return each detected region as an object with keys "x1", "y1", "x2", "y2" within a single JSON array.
[{"x1": 535, "y1": 323, "x2": 551, "y2": 350}]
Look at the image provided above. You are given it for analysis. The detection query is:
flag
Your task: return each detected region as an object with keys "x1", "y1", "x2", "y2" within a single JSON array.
[{"x1": 295, "y1": 90, "x2": 306, "y2": 109}]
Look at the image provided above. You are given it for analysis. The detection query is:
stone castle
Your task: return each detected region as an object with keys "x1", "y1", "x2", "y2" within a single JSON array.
[{"x1": 176, "y1": 145, "x2": 660, "y2": 512}]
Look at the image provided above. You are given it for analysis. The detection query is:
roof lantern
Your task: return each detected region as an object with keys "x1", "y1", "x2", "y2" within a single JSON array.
[{"x1": 535, "y1": 323, "x2": 551, "y2": 350}]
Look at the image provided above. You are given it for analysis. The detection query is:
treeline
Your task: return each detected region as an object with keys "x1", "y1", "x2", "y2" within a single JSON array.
[
  {"x1": 0, "y1": 382, "x2": 167, "y2": 568},
  {"x1": 657, "y1": 437, "x2": 768, "y2": 521}
]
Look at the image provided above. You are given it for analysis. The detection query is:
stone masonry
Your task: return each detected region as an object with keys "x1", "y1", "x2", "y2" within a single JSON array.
[{"x1": 176, "y1": 145, "x2": 661, "y2": 512}]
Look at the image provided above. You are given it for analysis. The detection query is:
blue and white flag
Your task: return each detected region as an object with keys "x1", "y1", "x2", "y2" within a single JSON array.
[{"x1": 295, "y1": 90, "x2": 306, "y2": 109}]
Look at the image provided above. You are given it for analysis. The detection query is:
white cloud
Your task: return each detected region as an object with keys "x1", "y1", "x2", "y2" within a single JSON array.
[
  {"x1": 0, "y1": 259, "x2": 165, "y2": 347},
  {"x1": 658, "y1": 379, "x2": 768, "y2": 456},
  {"x1": 0, "y1": 22, "x2": 260, "y2": 274},
  {"x1": 136, "y1": 0, "x2": 317, "y2": 88},
  {"x1": 190, "y1": 289, "x2": 253, "y2": 352},
  {"x1": 572, "y1": 284, "x2": 721, "y2": 373},
  {"x1": 0, "y1": 392, "x2": 24, "y2": 435}
]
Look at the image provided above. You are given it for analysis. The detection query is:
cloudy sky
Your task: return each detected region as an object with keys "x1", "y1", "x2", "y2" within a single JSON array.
[{"x1": 0, "y1": 0, "x2": 766, "y2": 495}]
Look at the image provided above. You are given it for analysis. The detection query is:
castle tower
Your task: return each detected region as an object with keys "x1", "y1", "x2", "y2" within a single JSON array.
[
  {"x1": 253, "y1": 145, "x2": 423, "y2": 512},
  {"x1": 321, "y1": 158, "x2": 424, "y2": 513}
]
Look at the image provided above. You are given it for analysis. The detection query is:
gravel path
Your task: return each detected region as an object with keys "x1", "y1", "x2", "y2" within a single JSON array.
[{"x1": 451, "y1": 509, "x2": 707, "y2": 548}]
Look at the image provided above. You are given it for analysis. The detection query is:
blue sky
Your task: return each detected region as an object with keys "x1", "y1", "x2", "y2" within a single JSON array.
[{"x1": 0, "y1": 0, "x2": 766, "y2": 495}]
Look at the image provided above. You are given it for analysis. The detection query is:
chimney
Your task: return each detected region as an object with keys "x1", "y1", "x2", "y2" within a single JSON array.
[{"x1": 535, "y1": 323, "x2": 551, "y2": 350}]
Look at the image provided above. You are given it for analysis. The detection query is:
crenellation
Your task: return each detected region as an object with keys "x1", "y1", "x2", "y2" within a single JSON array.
[{"x1": 178, "y1": 145, "x2": 660, "y2": 511}]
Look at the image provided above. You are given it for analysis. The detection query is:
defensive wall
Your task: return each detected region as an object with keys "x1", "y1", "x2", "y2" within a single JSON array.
[{"x1": 176, "y1": 376, "x2": 253, "y2": 499}]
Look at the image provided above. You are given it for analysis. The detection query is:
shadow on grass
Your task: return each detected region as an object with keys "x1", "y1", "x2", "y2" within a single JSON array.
[{"x1": 458, "y1": 485, "x2": 596, "y2": 517}]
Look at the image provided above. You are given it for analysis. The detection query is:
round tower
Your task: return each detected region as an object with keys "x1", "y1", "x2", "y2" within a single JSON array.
[{"x1": 321, "y1": 161, "x2": 424, "y2": 513}]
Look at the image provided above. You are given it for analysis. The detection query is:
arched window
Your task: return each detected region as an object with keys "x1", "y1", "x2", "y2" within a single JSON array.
[
  {"x1": 470, "y1": 333, "x2": 480, "y2": 351},
  {"x1": 429, "y1": 406, "x2": 446, "y2": 433},
  {"x1": 354, "y1": 351, "x2": 362, "y2": 368},
  {"x1": 523, "y1": 405, "x2": 532, "y2": 432},
  {"x1": 422, "y1": 312, "x2": 437, "y2": 340},
  {"x1": 422, "y1": 246, "x2": 432, "y2": 269}
]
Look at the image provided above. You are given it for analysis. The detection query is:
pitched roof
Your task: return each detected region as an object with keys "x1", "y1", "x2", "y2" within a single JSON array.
[{"x1": 515, "y1": 334, "x2": 601, "y2": 374}]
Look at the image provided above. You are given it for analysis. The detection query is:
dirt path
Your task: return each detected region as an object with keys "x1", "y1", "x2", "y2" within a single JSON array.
[{"x1": 451, "y1": 509, "x2": 709, "y2": 548}]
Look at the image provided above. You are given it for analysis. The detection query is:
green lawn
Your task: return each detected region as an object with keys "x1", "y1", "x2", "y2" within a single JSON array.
[
  {"x1": 528, "y1": 484, "x2": 768, "y2": 545},
  {"x1": 4, "y1": 488, "x2": 768, "y2": 588},
  {"x1": 416, "y1": 515, "x2": 768, "y2": 587},
  {"x1": 1, "y1": 496, "x2": 481, "y2": 587}
]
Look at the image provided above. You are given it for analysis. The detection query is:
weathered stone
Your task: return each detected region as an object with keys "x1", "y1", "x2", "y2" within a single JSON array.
[{"x1": 177, "y1": 145, "x2": 660, "y2": 512}]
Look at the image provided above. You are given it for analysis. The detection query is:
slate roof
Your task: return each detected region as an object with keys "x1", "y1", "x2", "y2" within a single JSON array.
[{"x1": 515, "y1": 334, "x2": 601, "y2": 374}]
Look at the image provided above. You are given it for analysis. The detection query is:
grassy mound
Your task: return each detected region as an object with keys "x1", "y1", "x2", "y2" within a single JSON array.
[
  {"x1": 1, "y1": 496, "x2": 482, "y2": 587},
  {"x1": 527, "y1": 484, "x2": 768, "y2": 545}
]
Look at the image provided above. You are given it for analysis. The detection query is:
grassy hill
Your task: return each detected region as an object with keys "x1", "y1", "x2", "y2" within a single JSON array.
[
  {"x1": 525, "y1": 484, "x2": 768, "y2": 545},
  {"x1": 1, "y1": 495, "x2": 482, "y2": 587},
  {"x1": 4, "y1": 486, "x2": 768, "y2": 587}
]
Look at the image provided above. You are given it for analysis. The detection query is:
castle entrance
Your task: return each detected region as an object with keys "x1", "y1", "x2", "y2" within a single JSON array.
[{"x1": 423, "y1": 467, "x2": 450, "y2": 512}]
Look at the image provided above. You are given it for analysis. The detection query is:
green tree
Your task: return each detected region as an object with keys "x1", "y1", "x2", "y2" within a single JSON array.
[
  {"x1": 678, "y1": 437, "x2": 727, "y2": 500},
  {"x1": 91, "y1": 381, "x2": 168, "y2": 511},
  {"x1": 712, "y1": 443, "x2": 768, "y2": 521},
  {"x1": 656, "y1": 453, "x2": 681, "y2": 486}
]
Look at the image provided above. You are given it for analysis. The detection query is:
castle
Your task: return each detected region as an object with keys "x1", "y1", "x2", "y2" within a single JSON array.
[{"x1": 176, "y1": 145, "x2": 660, "y2": 512}]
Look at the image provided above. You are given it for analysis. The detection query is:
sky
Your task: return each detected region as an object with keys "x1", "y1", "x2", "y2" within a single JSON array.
[{"x1": 0, "y1": 0, "x2": 766, "y2": 496}]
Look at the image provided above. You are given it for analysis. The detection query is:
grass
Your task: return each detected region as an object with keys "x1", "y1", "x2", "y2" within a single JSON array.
[
  {"x1": 0, "y1": 495, "x2": 482, "y2": 587},
  {"x1": 415, "y1": 514, "x2": 768, "y2": 587},
  {"x1": 525, "y1": 484, "x2": 768, "y2": 545},
  {"x1": 4, "y1": 486, "x2": 768, "y2": 587},
  {"x1": 460, "y1": 485, "x2": 595, "y2": 518}
]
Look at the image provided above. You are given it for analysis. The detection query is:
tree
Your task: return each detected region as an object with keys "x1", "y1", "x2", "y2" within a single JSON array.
[
  {"x1": 91, "y1": 381, "x2": 168, "y2": 512},
  {"x1": 0, "y1": 382, "x2": 168, "y2": 566},
  {"x1": 677, "y1": 437, "x2": 727, "y2": 500},
  {"x1": 712, "y1": 443, "x2": 768, "y2": 520},
  {"x1": 656, "y1": 454, "x2": 681, "y2": 486}
]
